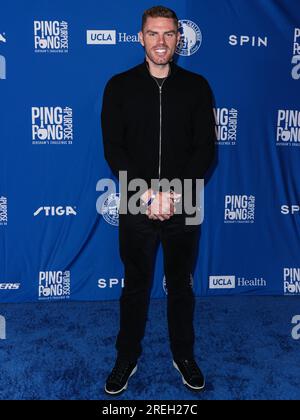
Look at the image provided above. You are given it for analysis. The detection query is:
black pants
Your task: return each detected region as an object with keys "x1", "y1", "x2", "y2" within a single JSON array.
[{"x1": 116, "y1": 212, "x2": 200, "y2": 362}]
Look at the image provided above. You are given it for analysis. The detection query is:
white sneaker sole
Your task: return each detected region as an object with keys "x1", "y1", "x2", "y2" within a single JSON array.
[
  {"x1": 173, "y1": 361, "x2": 205, "y2": 391},
  {"x1": 104, "y1": 365, "x2": 138, "y2": 395}
]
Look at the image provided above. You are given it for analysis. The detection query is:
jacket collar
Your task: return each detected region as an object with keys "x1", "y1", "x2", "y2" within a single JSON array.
[{"x1": 138, "y1": 58, "x2": 178, "y2": 79}]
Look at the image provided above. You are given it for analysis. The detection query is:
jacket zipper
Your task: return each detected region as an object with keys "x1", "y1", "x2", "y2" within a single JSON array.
[{"x1": 151, "y1": 77, "x2": 167, "y2": 189}]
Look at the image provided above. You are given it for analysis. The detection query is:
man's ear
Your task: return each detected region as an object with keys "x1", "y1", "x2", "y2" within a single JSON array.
[
  {"x1": 139, "y1": 31, "x2": 144, "y2": 47},
  {"x1": 176, "y1": 30, "x2": 180, "y2": 46}
]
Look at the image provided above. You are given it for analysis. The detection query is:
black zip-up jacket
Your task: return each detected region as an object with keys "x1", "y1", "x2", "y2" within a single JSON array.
[{"x1": 101, "y1": 60, "x2": 215, "y2": 199}]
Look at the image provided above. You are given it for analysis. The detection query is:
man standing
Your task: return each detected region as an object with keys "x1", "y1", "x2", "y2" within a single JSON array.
[{"x1": 101, "y1": 5, "x2": 215, "y2": 395}]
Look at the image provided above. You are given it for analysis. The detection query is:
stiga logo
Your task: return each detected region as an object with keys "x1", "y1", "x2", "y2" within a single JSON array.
[
  {"x1": 38, "y1": 271, "x2": 71, "y2": 300},
  {"x1": 0, "y1": 196, "x2": 8, "y2": 226},
  {"x1": 33, "y1": 206, "x2": 77, "y2": 217},
  {"x1": 176, "y1": 20, "x2": 202, "y2": 56},
  {"x1": 291, "y1": 28, "x2": 300, "y2": 80},
  {"x1": 34, "y1": 21, "x2": 68, "y2": 53},
  {"x1": 31, "y1": 106, "x2": 73, "y2": 144},
  {"x1": 224, "y1": 195, "x2": 255, "y2": 223},
  {"x1": 276, "y1": 110, "x2": 300, "y2": 146},
  {"x1": 214, "y1": 108, "x2": 238, "y2": 145},
  {"x1": 284, "y1": 268, "x2": 300, "y2": 295}
]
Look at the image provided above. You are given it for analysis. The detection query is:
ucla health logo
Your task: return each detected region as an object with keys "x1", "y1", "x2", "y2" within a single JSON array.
[
  {"x1": 292, "y1": 28, "x2": 300, "y2": 80},
  {"x1": 276, "y1": 109, "x2": 300, "y2": 146},
  {"x1": 224, "y1": 195, "x2": 255, "y2": 223},
  {"x1": 86, "y1": 30, "x2": 140, "y2": 45},
  {"x1": 38, "y1": 271, "x2": 71, "y2": 300},
  {"x1": 0, "y1": 32, "x2": 6, "y2": 80},
  {"x1": 0, "y1": 196, "x2": 8, "y2": 226},
  {"x1": 284, "y1": 268, "x2": 300, "y2": 295},
  {"x1": 31, "y1": 106, "x2": 73, "y2": 144},
  {"x1": 34, "y1": 21, "x2": 68, "y2": 53},
  {"x1": 87, "y1": 30, "x2": 116, "y2": 45},
  {"x1": 176, "y1": 20, "x2": 201, "y2": 56},
  {"x1": 214, "y1": 108, "x2": 238, "y2": 145},
  {"x1": 101, "y1": 193, "x2": 120, "y2": 226},
  {"x1": 209, "y1": 275, "x2": 266, "y2": 290}
]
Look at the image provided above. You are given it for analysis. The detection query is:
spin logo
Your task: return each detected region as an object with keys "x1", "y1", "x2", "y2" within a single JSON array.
[
  {"x1": 0, "y1": 196, "x2": 8, "y2": 226},
  {"x1": 291, "y1": 28, "x2": 300, "y2": 80},
  {"x1": 214, "y1": 108, "x2": 238, "y2": 145},
  {"x1": 38, "y1": 271, "x2": 71, "y2": 300},
  {"x1": 224, "y1": 195, "x2": 255, "y2": 223},
  {"x1": 284, "y1": 268, "x2": 300, "y2": 295},
  {"x1": 31, "y1": 106, "x2": 73, "y2": 144},
  {"x1": 34, "y1": 21, "x2": 68, "y2": 53}
]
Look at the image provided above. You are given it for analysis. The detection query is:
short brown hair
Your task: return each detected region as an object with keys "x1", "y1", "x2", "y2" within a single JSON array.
[{"x1": 142, "y1": 5, "x2": 178, "y2": 31}]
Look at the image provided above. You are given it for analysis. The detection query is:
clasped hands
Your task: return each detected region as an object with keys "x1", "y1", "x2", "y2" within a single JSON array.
[{"x1": 140, "y1": 189, "x2": 182, "y2": 221}]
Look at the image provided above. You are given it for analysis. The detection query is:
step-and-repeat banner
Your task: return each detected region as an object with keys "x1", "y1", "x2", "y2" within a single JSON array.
[{"x1": 0, "y1": 0, "x2": 299, "y2": 302}]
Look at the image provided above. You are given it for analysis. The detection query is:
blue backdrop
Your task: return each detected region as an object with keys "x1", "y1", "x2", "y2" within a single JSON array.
[{"x1": 0, "y1": 0, "x2": 299, "y2": 302}]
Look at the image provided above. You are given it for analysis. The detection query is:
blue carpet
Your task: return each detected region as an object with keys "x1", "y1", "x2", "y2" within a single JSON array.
[{"x1": 0, "y1": 296, "x2": 300, "y2": 400}]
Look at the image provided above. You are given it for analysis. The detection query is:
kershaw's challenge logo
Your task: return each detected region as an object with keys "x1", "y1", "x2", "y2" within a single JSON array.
[
  {"x1": 38, "y1": 271, "x2": 71, "y2": 300},
  {"x1": 284, "y1": 268, "x2": 300, "y2": 295},
  {"x1": 214, "y1": 108, "x2": 238, "y2": 145},
  {"x1": 276, "y1": 110, "x2": 300, "y2": 146},
  {"x1": 224, "y1": 195, "x2": 255, "y2": 223},
  {"x1": 34, "y1": 21, "x2": 68, "y2": 52},
  {"x1": 0, "y1": 196, "x2": 8, "y2": 225},
  {"x1": 31, "y1": 106, "x2": 73, "y2": 144}
]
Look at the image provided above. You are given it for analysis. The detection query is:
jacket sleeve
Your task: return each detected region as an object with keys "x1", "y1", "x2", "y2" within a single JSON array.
[
  {"x1": 181, "y1": 78, "x2": 216, "y2": 181},
  {"x1": 101, "y1": 77, "x2": 140, "y2": 182}
]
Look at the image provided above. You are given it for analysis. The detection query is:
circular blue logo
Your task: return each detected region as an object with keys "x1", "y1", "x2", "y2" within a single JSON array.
[
  {"x1": 101, "y1": 193, "x2": 120, "y2": 226},
  {"x1": 176, "y1": 20, "x2": 202, "y2": 57}
]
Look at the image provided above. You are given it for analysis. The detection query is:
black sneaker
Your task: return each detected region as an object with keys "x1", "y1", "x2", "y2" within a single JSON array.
[
  {"x1": 104, "y1": 358, "x2": 137, "y2": 395},
  {"x1": 173, "y1": 359, "x2": 205, "y2": 391}
]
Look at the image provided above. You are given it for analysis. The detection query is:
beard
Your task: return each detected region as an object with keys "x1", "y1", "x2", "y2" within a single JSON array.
[{"x1": 146, "y1": 46, "x2": 174, "y2": 66}]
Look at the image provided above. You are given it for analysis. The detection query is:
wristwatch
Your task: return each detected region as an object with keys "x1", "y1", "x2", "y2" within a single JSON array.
[{"x1": 141, "y1": 191, "x2": 157, "y2": 207}]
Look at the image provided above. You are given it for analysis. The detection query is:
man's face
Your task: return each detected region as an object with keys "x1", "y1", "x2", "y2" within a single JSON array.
[{"x1": 139, "y1": 17, "x2": 180, "y2": 66}]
